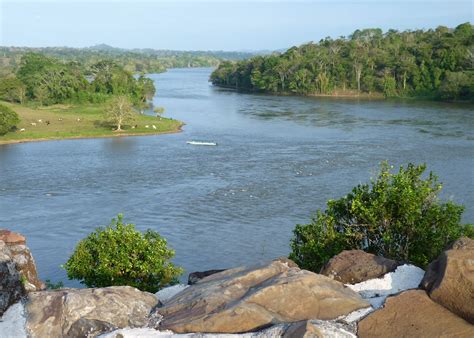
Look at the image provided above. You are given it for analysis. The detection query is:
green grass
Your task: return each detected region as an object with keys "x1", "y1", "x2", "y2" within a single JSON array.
[{"x1": 0, "y1": 101, "x2": 183, "y2": 144}]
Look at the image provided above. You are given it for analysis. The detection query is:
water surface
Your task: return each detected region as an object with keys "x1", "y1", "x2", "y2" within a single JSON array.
[{"x1": 0, "y1": 68, "x2": 473, "y2": 285}]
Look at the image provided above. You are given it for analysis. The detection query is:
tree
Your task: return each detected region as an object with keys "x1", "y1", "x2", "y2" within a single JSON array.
[
  {"x1": 16, "y1": 53, "x2": 87, "y2": 104},
  {"x1": 382, "y1": 72, "x2": 398, "y2": 97},
  {"x1": 290, "y1": 162, "x2": 473, "y2": 272},
  {"x1": 438, "y1": 71, "x2": 473, "y2": 100},
  {"x1": 0, "y1": 77, "x2": 27, "y2": 104},
  {"x1": 64, "y1": 214, "x2": 183, "y2": 292},
  {"x1": 0, "y1": 104, "x2": 20, "y2": 135},
  {"x1": 154, "y1": 106, "x2": 165, "y2": 116},
  {"x1": 104, "y1": 96, "x2": 135, "y2": 131}
]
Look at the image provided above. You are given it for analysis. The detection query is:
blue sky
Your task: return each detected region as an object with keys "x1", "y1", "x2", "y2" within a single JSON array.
[{"x1": 0, "y1": 0, "x2": 472, "y2": 50}]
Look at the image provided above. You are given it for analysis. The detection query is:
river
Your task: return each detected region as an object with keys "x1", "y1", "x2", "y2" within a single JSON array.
[{"x1": 0, "y1": 68, "x2": 473, "y2": 285}]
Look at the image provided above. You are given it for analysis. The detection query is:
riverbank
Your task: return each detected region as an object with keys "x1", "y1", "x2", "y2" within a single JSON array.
[
  {"x1": 0, "y1": 102, "x2": 183, "y2": 145},
  {"x1": 214, "y1": 85, "x2": 394, "y2": 100}
]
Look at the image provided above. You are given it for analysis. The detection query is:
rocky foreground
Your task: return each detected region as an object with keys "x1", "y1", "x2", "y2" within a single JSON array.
[{"x1": 0, "y1": 230, "x2": 473, "y2": 337}]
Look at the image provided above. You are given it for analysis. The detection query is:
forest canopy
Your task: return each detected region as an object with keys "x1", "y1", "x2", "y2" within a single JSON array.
[
  {"x1": 210, "y1": 23, "x2": 474, "y2": 101},
  {"x1": 0, "y1": 53, "x2": 156, "y2": 107}
]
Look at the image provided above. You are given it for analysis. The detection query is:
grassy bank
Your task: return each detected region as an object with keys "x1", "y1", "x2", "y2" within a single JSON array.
[{"x1": 0, "y1": 101, "x2": 183, "y2": 145}]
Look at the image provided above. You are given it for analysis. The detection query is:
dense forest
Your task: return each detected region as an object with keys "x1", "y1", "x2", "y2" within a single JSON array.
[
  {"x1": 0, "y1": 53, "x2": 156, "y2": 107},
  {"x1": 0, "y1": 44, "x2": 255, "y2": 77},
  {"x1": 211, "y1": 23, "x2": 474, "y2": 100}
]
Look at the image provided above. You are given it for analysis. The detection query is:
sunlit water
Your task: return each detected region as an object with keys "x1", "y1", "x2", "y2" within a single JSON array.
[{"x1": 0, "y1": 68, "x2": 473, "y2": 286}]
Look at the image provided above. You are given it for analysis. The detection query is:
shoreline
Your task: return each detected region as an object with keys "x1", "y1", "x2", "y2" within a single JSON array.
[
  {"x1": 0, "y1": 125, "x2": 184, "y2": 146},
  {"x1": 212, "y1": 85, "x2": 474, "y2": 103}
]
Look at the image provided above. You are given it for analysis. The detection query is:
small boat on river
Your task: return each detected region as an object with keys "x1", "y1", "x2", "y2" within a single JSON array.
[{"x1": 186, "y1": 141, "x2": 218, "y2": 146}]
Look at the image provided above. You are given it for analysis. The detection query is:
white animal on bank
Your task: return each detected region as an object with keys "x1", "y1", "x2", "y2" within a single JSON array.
[
  {"x1": 77, "y1": 118, "x2": 81, "y2": 122},
  {"x1": 31, "y1": 122, "x2": 36, "y2": 126},
  {"x1": 38, "y1": 119, "x2": 42, "y2": 123},
  {"x1": 145, "y1": 125, "x2": 149, "y2": 128},
  {"x1": 19, "y1": 128, "x2": 25, "y2": 132},
  {"x1": 152, "y1": 125, "x2": 157, "y2": 129}
]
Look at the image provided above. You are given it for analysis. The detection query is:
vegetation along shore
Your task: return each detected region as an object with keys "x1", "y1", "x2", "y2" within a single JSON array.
[
  {"x1": 0, "y1": 52, "x2": 183, "y2": 143},
  {"x1": 211, "y1": 23, "x2": 474, "y2": 101}
]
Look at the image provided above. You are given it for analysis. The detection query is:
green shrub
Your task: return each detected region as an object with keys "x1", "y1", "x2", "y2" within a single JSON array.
[
  {"x1": 64, "y1": 214, "x2": 183, "y2": 292},
  {"x1": 290, "y1": 162, "x2": 473, "y2": 272},
  {"x1": 0, "y1": 103, "x2": 20, "y2": 135}
]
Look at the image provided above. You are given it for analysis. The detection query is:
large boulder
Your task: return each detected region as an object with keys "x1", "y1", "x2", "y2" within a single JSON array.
[
  {"x1": 358, "y1": 290, "x2": 474, "y2": 338},
  {"x1": 154, "y1": 258, "x2": 369, "y2": 333},
  {"x1": 0, "y1": 230, "x2": 44, "y2": 292},
  {"x1": 420, "y1": 237, "x2": 474, "y2": 323},
  {"x1": 320, "y1": 250, "x2": 400, "y2": 284},
  {"x1": 0, "y1": 241, "x2": 25, "y2": 316},
  {"x1": 25, "y1": 286, "x2": 158, "y2": 337}
]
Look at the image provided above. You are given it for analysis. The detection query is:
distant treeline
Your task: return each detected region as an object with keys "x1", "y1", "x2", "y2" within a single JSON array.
[
  {"x1": 210, "y1": 23, "x2": 474, "y2": 101},
  {"x1": 0, "y1": 44, "x2": 256, "y2": 77},
  {"x1": 0, "y1": 53, "x2": 156, "y2": 107}
]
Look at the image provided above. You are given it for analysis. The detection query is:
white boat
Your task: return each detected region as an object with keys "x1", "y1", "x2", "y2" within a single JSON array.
[{"x1": 186, "y1": 141, "x2": 218, "y2": 146}]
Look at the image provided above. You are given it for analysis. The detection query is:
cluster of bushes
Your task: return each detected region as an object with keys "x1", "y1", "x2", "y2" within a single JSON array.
[
  {"x1": 0, "y1": 53, "x2": 155, "y2": 107},
  {"x1": 64, "y1": 214, "x2": 182, "y2": 293},
  {"x1": 211, "y1": 23, "x2": 473, "y2": 100},
  {"x1": 289, "y1": 162, "x2": 473, "y2": 271}
]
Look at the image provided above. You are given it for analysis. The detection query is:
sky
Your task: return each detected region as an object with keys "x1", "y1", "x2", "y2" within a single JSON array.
[{"x1": 0, "y1": 0, "x2": 472, "y2": 51}]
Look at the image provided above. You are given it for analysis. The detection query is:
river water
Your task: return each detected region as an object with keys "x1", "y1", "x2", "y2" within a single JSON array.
[{"x1": 0, "y1": 68, "x2": 473, "y2": 285}]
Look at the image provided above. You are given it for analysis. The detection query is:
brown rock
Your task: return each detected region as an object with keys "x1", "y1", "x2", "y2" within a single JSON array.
[
  {"x1": 420, "y1": 237, "x2": 474, "y2": 323},
  {"x1": 0, "y1": 230, "x2": 26, "y2": 244},
  {"x1": 320, "y1": 250, "x2": 400, "y2": 284},
  {"x1": 0, "y1": 230, "x2": 44, "y2": 292},
  {"x1": 358, "y1": 290, "x2": 474, "y2": 338},
  {"x1": 156, "y1": 258, "x2": 369, "y2": 333},
  {"x1": 25, "y1": 286, "x2": 158, "y2": 338}
]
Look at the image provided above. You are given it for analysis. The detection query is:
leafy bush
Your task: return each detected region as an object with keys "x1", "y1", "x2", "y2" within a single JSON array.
[
  {"x1": 290, "y1": 162, "x2": 473, "y2": 272},
  {"x1": 0, "y1": 104, "x2": 20, "y2": 135},
  {"x1": 45, "y1": 279, "x2": 64, "y2": 290},
  {"x1": 64, "y1": 214, "x2": 183, "y2": 292}
]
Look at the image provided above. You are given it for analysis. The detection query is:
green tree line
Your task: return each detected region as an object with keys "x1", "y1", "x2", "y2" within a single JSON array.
[
  {"x1": 0, "y1": 53, "x2": 155, "y2": 106},
  {"x1": 211, "y1": 23, "x2": 474, "y2": 101},
  {"x1": 0, "y1": 45, "x2": 255, "y2": 78}
]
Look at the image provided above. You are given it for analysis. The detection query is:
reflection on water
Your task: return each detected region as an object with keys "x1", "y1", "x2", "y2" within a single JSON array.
[{"x1": 0, "y1": 68, "x2": 473, "y2": 286}]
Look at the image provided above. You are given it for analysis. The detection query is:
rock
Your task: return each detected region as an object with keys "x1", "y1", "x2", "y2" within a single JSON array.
[
  {"x1": 66, "y1": 318, "x2": 118, "y2": 338},
  {"x1": 25, "y1": 286, "x2": 158, "y2": 337},
  {"x1": 320, "y1": 250, "x2": 400, "y2": 284},
  {"x1": 282, "y1": 320, "x2": 356, "y2": 338},
  {"x1": 155, "y1": 258, "x2": 369, "y2": 333},
  {"x1": 0, "y1": 241, "x2": 26, "y2": 316},
  {"x1": 420, "y1": 237, "x2": 474, "y2": 323},
  {"x1": 0, "y1": 230, "x2": 44, "y2": 292},
  {"x1": 358, "y1": 290, "x2": 474, "y2": 338},
  {"x1": 188, "y1": 269, "x2": 226, "y2": 285},
  {"x1": 0, "y1": 230, "x2": 26, "y2": 244},
  {"x1": 0, "y1": 302, "x2": 28, "y2": 337},
  {"x1": 7, "y1": 242, "x2": 44, "y2": 292}
]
